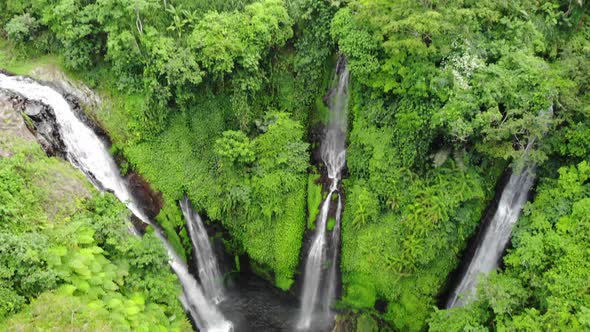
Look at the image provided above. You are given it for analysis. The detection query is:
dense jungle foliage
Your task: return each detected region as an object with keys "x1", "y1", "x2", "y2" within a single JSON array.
[
  {"x1": 0, "y1": 133, "x2": 190, "y2": 330},
  {"x1": 1, "y1": 0, "x2": 589, "y2": 331}
]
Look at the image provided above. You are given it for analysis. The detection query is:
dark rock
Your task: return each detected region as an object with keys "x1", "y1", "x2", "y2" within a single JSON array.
[
  {"x1": 23, "y1": 102, "x2": 44, "y2": 117},
  {"x1": 59, "y1": 90, "x2": 110, "y2": 142},
  {"x1": 127, "y1": 172, "x2": 163, "y2": 220},
  {"x1": 1, "y1": 88, "x2": 66, "y2": 158}
]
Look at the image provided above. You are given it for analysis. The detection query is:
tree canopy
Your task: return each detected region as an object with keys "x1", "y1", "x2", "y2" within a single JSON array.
[{"x1": 1, "y1": 0, "x2": 589, "y2": 330}]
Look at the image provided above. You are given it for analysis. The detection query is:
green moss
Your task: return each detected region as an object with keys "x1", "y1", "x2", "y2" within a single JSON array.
[
  {"x1": 342, "y1": 281, "x2": 376, "y2": 309},
  {"x1": 269, "y1": 49, "x2": 297, "y2": 116},
  {"x1": 0, "y1": 136, "x2": 92, "y2": 230},
  {"x1": 307, "y1": 171, "x2": 323, "y2": 229},
  {"x1": 95, "y1": 91, "x2": 147, "y2": 146},
  {"x1": 327, "y1": 217, "x2": 336, "y2": 231},
  {"x1": 249, "y1": 261, "x2": 274, "y2": 284},
  {"x1": 234, "y1": 255, "x2": 241, "y2": 273},
  {"x1": 356, "y1": 314, "x2": 379, "y2": 332},
  {"x1": 0, "y1": 0, "x2": 332, "y2": 289},
  {"x1": 316, "y1": 95, "x2": 330, "y2": 125},
  {"x1": 275, "y1": 275, "x2": 294, "y2": 291},
  {"x1": 155, "y1": 204, "x2": 187, "y2": 262}
]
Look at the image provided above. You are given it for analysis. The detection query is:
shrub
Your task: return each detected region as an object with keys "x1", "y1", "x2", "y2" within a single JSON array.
[{"x1": 4, "y1": 13, "x2": 38, "y2": 43}]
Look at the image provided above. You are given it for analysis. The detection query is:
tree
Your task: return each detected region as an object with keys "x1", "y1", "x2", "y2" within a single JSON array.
[{"x1": 4, "y1": 13, "x2": 39, "y2": 42}]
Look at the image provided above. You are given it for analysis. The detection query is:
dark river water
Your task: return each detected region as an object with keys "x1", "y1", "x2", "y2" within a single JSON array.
[{"x1": 219, "y1": 272, "x2": 300, "y2": 331}]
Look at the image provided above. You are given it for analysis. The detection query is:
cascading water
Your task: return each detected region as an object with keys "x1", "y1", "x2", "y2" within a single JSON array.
[
  {"x1": 0, "y1": 73, "x2": 232, "y2": 332},
  {"x1": 324, "y1": 196, "x2": 342, "y2": 314},
  {"x1": 446, "y1": 166, "x2": 535, "y2": 308},
  {"x1": 297, "y1": 58, "x2": 349, "y2": 331},
  {"x1": 165, "y1": 238, "x2": 231, "y2": 332},
  {"x1": 181, "y1": 197, "x2": 225, "y2": 304},
  {"x1": 298, "y1": 193, "x2": 334, "y2": 330}
]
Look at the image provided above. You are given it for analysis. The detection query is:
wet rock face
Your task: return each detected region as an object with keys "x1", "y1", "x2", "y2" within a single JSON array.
[
  {"x1": 127, "y1": 172, "x2": 163, "y2": 220},
  {"x1": 61, "y1": 92, "x2": 110, "y2": 141},
  {"x1": 1, "y1": 89, "x2": 66, "y2": 158},
  {"x1": 0, "y1": 78, "x2": 105, "y2": 159},
  {"x1": 0, "y1": 93, "x2": 34, "y2": 136},
  {"x1": 0, "y1": 92, "x2": 36, "y2": 157},
  {"x1": 30, "y1": 65, "x2": 102, "y2": 109}
]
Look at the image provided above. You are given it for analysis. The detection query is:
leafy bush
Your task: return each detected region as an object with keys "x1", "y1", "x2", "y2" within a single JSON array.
[
  {"x1": 215, "y1": 130, "x2": 256, "y2": 167},
  {"x1": 4, "y1": 13, "x2": 38, "y2": 42}
]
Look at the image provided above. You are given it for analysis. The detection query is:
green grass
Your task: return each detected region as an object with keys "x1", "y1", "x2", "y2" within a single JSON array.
[{"x1": 0, "y1": 38, "x2": 60, "y2": 76}]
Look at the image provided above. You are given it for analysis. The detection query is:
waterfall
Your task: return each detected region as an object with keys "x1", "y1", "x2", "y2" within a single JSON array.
[
  {"x1": 0, "y1": 73, "x2": 232, "y2": 332},
  {"x1": 297, "y1": 58, "x2": 349, "y2": 331},
  {"x1": 446, "y1": 166, "x2": 535, "y2": 308},
  {"x1": 181, "y1": 196, "x2": 225, "y2": 304},
  {"x1": 324, "y1": 196, "x2": 342, "y2": 314},
  {"x1": 298, "y1": 192, "x2": 334, "y2": 330}
]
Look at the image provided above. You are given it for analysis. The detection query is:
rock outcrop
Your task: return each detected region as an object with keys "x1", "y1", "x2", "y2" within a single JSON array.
[
  {"x1": 0, "y1": 92, "x2": 36, "y2": 157},
  {"x1": 0, "y1": 88, "x2": 66, "y2": 157}
]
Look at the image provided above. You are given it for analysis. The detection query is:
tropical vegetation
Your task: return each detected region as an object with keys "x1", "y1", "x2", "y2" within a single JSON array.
[{"x1": 1, "y1": 0, "x2": 589, "y2": 330}]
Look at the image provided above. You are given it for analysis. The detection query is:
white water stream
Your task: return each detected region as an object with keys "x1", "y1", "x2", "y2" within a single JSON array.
[
  {"x1": 447, "y1": 166, "x2": 535, "y2": 308},
  {"x1": 181, "y1": 197, "x2": 225, "y2": 304}
]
